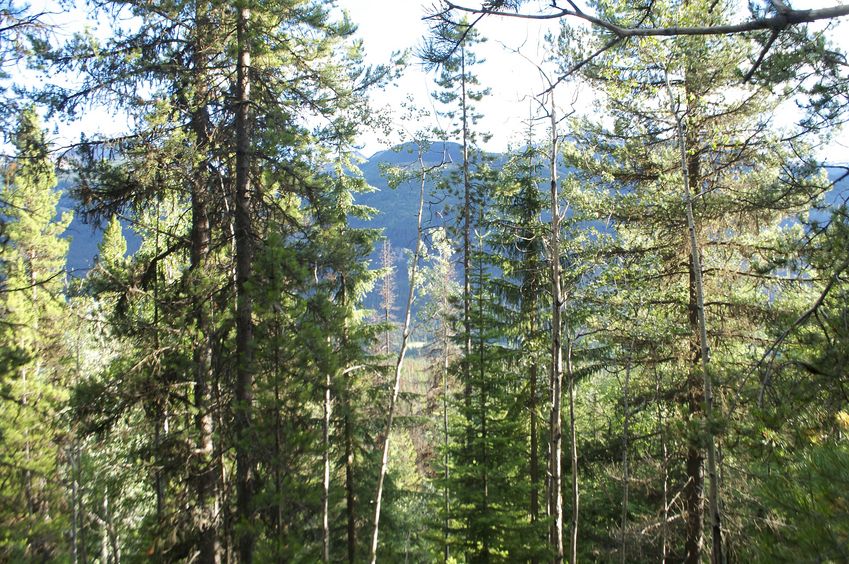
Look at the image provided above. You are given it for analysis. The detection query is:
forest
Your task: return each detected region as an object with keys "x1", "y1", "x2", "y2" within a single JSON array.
[{"x1": 1, "y1": 0, "x2": 849, "y2": 562}]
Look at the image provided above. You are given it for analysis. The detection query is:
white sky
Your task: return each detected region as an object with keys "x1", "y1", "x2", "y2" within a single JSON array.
[
  {"x1": 13, "y1": 0, "x2": 849, "y2": 162},
  {"x1": 336, "y1": 0, "x2": 571, "y2": 156},
  {"x1": 338, "y1": 0, "x2": 849, "y2": 161}
]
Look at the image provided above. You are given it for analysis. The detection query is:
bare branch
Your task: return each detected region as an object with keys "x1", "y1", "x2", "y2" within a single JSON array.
[
  {"x1": 743, "y1": 28, "x2": 780, "y2": 82},
  {"x1": 434, "y1": 1, "x2": 849, "y2": 38}
]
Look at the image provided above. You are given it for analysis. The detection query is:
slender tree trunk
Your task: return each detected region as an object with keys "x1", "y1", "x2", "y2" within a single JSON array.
[
  {"x1": 214, "y1": 374, "x2": 232, "y2": 564},
  {"x1": 71, "y1": 443, "x2": 79, "y2": 564},
  {"x1": 234, "y1": 4, "x2": 255, "y2": 562},
  {"x1": 152, "y1": 204, "x2": 165, "y2": 555},
  {"x1": 101, "y1": 490, "x2": 109, "y2": 564},
  {"x1": 71, "y1": 337, "x2": 83, "y2": 564},
  {"x1": 566, "y1": 338, "x2": 578, "y2": 564},
  {"x1": 329, "y1": 272, "x2": 355, "y2": 564},
  {"x1": 99, "y1": 484, "x2": 119, "y2": 564},
  {"x1": 443, "y1": 329, "x2": 450, "y2": 564},
  {"x1": 477, "y1": 231, "x2": 490, "y2": 561},
  {"x1": 547, "y1": 93, "x2": 565, "y2": 564},
  {"x1": 530, "y1": 347, "x2": 540, "y2": 559},
  {"x1": 323, "y1": 368, "x2": 332, "y2": 563},
  {"x1": 684, "y1": 262, "x2": 705, "y2": 564},
  {"x1": 189, "y1": 92, "x2": 219, "y2": 564},
  {"x1": 273, "y1": 349, "x2": 283, "y2": 558},
  {"x1": 345, "y1": 380, "x2": 356, "y2": 564},
  {"x1": 21, "y1": 262, "x2": 37, "y2": 523},
  {"x1": 460, "y1": 45, "x2": 473, "y2": 452},
  {"x1": 107, "y1": 495, "x2": 120, "y2": 564},
  {"x1": 620, "y1": 359, "x2": 630, "y2": 564},
  {"x1": 381, "y1": 238, "x2": 394, "y2": 356},
  {"x1": 188, "y1": 4, "x2": 220, "y2": 560},
  {"x1": 370, "y1": 147, "x2": 430, "y2": 564},
  {"x1": 656, "y1": 366, "x2": 669, "y2": 564},
  {"x1": 74, "y1": 439, "x2": 88, "y2": 564},
  {"x1": 666, "y1": 77, "x2": 724, "y2": 564}
]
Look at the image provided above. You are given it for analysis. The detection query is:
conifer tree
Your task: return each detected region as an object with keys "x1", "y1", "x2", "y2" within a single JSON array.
[
  {"x1": 560, "y1": 1, "x2": 832, "y2": 559},
  {"x1": 0, "y1": 108, "x2": 72, "y2": 560},
  {"x1": 422, "y1": 19, "x2": 490, "y2": 434},
  {"x1": 489, "y1": 140, "x2": 550, "y2": 561},
  {"x1": 50, "y1": 1, "x2": 386, "y2": 559}
]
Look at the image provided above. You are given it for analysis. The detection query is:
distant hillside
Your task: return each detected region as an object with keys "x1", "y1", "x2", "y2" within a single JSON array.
[
  {"x1": 58, "y1": 176, "x2": 142, "y2": 276},
  {"x1": 57, "y1": 146, "x2": 849, "y2": 316},
  {"x1": 353, "y1": 141, "x2": 465, "y2": 313}
]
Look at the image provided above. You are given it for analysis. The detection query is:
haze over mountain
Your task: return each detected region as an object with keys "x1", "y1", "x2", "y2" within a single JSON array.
[{"x1": 59, "y1": 142, "x2": 848, "y2": 313}]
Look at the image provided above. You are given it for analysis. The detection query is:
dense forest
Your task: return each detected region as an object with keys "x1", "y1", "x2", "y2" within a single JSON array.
[{"x1": 1, "y1": 0, "x2": 849, "y2": 562}]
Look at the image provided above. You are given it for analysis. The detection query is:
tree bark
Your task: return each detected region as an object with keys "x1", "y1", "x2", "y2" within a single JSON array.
[
  {"x1": 667, "y1": 76, "x2": 724, "y2": 564},
  {"x1": 529, "y1": 344, "x2": 540, "y2": 559},
  {"x1": 234, "y1": 4, "x2": 255, "y2": 562},
  {"x1": 566, "y1": 338, "x2": 578, "y2": 564},
  {"x1": 443, "y1": 331, "x2": 451, "y2": 564},
  {"x1": 547, "y1": 92, "x2": 565, "y2": 564},
  {"x1": 655, "y1": 365, "x2": 669, "y2": 564},
  {"x1": 323, "y1": 368, "x2": 331, "y2": 563},
  {"x1": 620, "y1": 358, "x2": 630, "y2": 564},
  {"x1": 477, "y1": 230, "x2": 490, "y2": 561},
  {"x1": 189, "y1": 6, "x2": 219, "y2": 558},
  {"x1": 460, "y1": 43, "x2": 474, "y2": 454}
]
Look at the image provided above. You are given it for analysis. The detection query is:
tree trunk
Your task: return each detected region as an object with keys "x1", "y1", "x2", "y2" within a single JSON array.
[
  {"x1": 101, "y1": 491, "x2": 109, "y2": 564},
  {"x1": 477, "y1": 231, "x2": 490, "y2": 561},
  {"x1": 369, "y1": 146, "x2": 429, "y2": 564},
  {"x1": 273, "y1": 349, "x2": 283, "y2": 558},
  {"x1": 656, "y1": 365, "x2": 669, "y2": 564},
  {"x1": 234, "y1": 4, "x2": 255, "y2": 562},
  {"x1": 381, "y1": 238, "x2": 394, "y2": 356},
  {"x1": 336, "y1": 272, "x2": 356, "y2": 564},
  {"x1": 323, "y1": 368, "x2": 332, "y2": 563},
  {"x1": 566, "y1": 338, "x2": 578, "y2": 564},
  {"x1": 547, "y1": 93, "x2": 565, "y2": 564},
  {"x1": 345, "y1": 380, "x2": 356, "y2": 564},
  {"x1": 189, "y1": 11, "x2": 219, "y2": 554},
  {"x1": 684, "y1": 260, "x2": 705, "y2": 564},
  {"x1": 667, "y1": 76, "x2": 724, "y2": 564},
  {"x1": 460, "y1": 44, "x2": 473, "y2": 453},
  {"x1": 620, "y1": 358, "x2": 630, "y2": 564},
  {"x1": 529, "y1": 356, "x2": 539, "y2": 518},
  {"x1": 443, "y1": 329, "x2": 451, "y2": 564}
]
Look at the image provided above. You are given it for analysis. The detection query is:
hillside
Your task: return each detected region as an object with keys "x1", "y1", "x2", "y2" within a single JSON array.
[{"x1": 59, "y1": 145, "x2": 848, "y2": 313}]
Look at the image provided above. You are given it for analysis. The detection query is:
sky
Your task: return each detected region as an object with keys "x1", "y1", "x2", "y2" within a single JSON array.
[
  {"x1": 335, "y1": 0, "x2": 569, "y2": 156},
  {"x1": 13, "y1": 0, "x2": 849, "y2": 162},
  {"x1": 336, "y1": 0, "x2": 849, "y2": 161}
]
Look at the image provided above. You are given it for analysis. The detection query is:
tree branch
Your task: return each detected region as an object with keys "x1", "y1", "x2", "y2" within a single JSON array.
[{"x1": 434, "y1": 1, "x2": 849, "y2": 38}]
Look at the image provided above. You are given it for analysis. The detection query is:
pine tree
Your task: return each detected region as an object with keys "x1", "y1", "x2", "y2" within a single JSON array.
[
  {"x1": 560, "y1": 0, "x2": 832, "y2": 559},
  {"x1": 0, "y1": 107, "x2": 72, "y2": 560},
  {"x1": 51, "y1": 1, "x2": 387, "y2": 559},
  {"x1": 422, "y1": 19, "x2": 491, "y2": 450}
]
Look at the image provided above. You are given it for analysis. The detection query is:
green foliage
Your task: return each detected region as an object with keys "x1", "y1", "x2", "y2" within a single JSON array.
[
  {"x1": 0, "y1": 108, "x2": 72, "y2": 561},
  {"x1": 2, "y1": 1, "x2": 849, "y2": 561},
  {"x1": 748, "y1": 441, "x2": 849, "y2": 563},
  {"x1": 557, "y1": 0, "x2": 835, "y2": 559}
]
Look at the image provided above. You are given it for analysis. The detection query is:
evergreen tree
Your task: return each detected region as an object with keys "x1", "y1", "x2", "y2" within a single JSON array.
[
  {"x1": 0, "y1": 107, "x2": 72, "y2": 560},
  {"x1": 422, "y1": 19, "x2": 491, "y2": 449},
  {"x1": 489, "y1": 141, "x2": 551, "y2": 562},
  {"x1": 560, "y1": 0, "x2": 832, "y2": 559}
]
